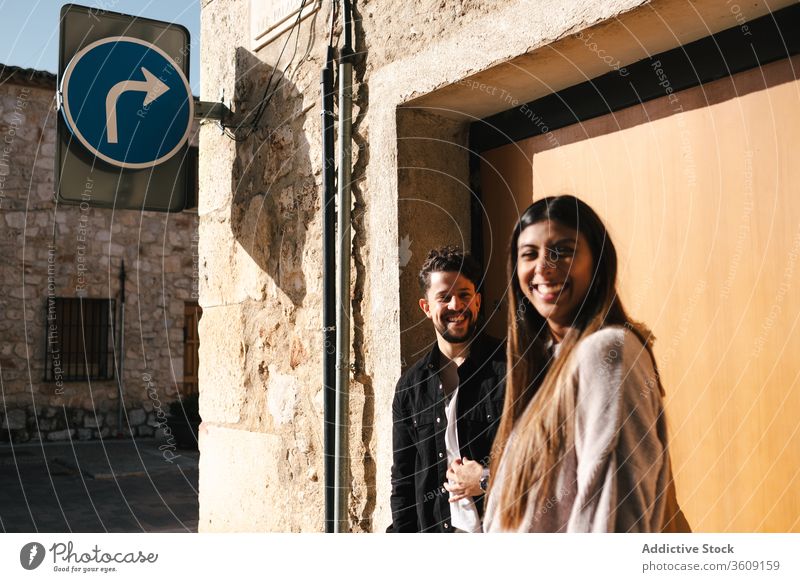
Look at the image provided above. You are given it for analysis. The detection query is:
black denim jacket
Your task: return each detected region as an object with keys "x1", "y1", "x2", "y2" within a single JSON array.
[{"x1": 389, "y1": 334, "x2": 506, "y2": 533}]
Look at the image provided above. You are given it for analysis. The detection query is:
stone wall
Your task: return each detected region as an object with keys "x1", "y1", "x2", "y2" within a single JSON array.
[
  {"x1": 0, "y1": 69, "x2": 199, "y2": 446},
  {"x1": 197, "y1": 0, "x2": 330, "y2": 532}
]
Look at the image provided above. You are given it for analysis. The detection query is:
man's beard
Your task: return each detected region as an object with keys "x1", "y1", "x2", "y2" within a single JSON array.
[{"x1": 435, "y1": 312, "x2": 479, "y2": 344}]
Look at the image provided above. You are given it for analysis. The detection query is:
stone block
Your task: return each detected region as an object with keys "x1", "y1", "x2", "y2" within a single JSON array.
[
  {"x1": 33, "y1": 212, "x2": 50, "y2": 228},
  {"x1": 1, "y1": 409, "x2": 26, "y2": 430},
  {"x1": 199, "y1": 424, "x2": 302, "y2": 532},
  {"x1": 83, "y1": 415, "x2": 103, "y2": 429},
  {"x1": 198, "y1": 132, "x2": 236, "y2": 216},
  {"x1": 137, "y1": 425, "x2": 154, "y2": 437},
  {"x1": 163, "y1": 255, "x2": 181, "y2": 273},
  {"x1": 267, "y1": 366, "x2": 297, "y2": 426},
  {"x1": 34, "y1": 155, "x2": 54, "y2": 170},
  {"x1": 128, "y1": 408, "x2": 146, "y2": 426},
  {"x1": 4, "y1": 212, "x2": 26, "y2": 229},
  {"x1": 11, "y1": 429, "x2": 30, "y2": 443},
  {"x1": 39, "y1": 142, "x2": 55, "y2": 157},
  {"x1": 47, "y1": 429, "x2": 75, "y2": 441},
  {"x1": 76, "y1": 428, "x2": 92, "y2": 441},
  {"x1": 198, "y1": 304, "x2": 247, "y2": 424},
  {"x1": 70, "y1": 408, "x2": 85, "y2": 425},
  {"x1": 105, "y1": 413, "x2": 117, "y2": 428},
  {"x1": 198, "y1": 0, "x2": 243, "y2": 216},
  {"x1": 26, "y1": 404, "x2": 42, "y2": 417},
  {"x1": 197, "y1": 217, "x2": 248, "y2": 307},
  {"x1": 93, "y1": 427, "x2": 110, "y2": 439}
]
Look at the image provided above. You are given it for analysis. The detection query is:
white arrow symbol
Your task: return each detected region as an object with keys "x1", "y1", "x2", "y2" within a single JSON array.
[{"x1": 105, "y1": 67, "x2": 170, "y2": 144}]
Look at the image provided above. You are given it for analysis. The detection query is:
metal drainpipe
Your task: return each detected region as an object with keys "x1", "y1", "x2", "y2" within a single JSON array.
[
  {"x1": 321, "y1": 43, "x2": 336, "y2": 533},
  {"x1": 334, "y1": 0, "x2": 354, "y2": 533}
]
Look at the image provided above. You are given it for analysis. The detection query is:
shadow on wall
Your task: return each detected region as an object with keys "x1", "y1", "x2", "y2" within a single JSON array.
[
  {"x1": 229, "y1": 47, "x2": 316, "y2": 308},
  {"x1": 396, "y1": 108, "x2": 473, "y2": 368}
]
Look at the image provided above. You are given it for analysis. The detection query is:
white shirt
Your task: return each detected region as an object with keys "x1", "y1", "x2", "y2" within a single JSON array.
[{"x1": 443, "y1": 383, "x2": 482, "y2": 533}]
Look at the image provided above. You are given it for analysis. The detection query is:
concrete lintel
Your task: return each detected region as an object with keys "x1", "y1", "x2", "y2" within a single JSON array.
[{"x1": 386, "y1": 0, "x2": 795, "y2": 120}]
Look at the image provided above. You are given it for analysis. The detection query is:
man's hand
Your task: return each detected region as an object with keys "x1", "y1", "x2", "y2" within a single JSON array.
[{"x1": 444, "y1": 457, "x2": 484, "y2": 502}]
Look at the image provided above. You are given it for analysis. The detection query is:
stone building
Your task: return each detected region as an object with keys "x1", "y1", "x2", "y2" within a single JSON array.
[
  {"x1": 199, "y1": 0, "x2": 800, "y2": 532},
  {"x1": 0, "y1": 65, "x2": 200, "y2": 444}
]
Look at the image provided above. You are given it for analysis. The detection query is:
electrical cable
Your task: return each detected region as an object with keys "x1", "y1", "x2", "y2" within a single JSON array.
[
  {"x1": 328, "y1": 0, "x2": 338, "y2": 48},
  {"x1": 219, "y1": 0, "x2": 309, "y2": 141}
]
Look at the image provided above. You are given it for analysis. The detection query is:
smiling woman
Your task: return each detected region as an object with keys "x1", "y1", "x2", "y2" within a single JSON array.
[
  {"x1": 484, "y1": 195, "x2": 690, "y2": 533},
  {"x1": 515, "y1": 219, "x2": 595, "y2": 342}
]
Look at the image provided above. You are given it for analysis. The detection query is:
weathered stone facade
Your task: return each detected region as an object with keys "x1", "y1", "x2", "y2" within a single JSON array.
[
  {"x1": 0, "y1": 67, "x2": 199, "y2": 445},
  {"x1": 199, "y1": 0, "x2": 792, "y2": 532}
]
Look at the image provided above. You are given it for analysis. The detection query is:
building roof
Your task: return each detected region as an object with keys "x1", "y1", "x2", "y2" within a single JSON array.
[{"x1": 0, "y1": 63, "x2": 56, "y2": 89}]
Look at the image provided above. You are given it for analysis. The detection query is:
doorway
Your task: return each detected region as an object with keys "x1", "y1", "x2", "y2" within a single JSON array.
[{"x1": 477, "y1": 54, "x2": 800, "y2": 532}]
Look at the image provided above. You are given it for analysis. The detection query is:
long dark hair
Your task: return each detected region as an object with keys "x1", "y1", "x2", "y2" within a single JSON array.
[{"x1": 490, "y1": 195, "x2": 652, "y2": 529}]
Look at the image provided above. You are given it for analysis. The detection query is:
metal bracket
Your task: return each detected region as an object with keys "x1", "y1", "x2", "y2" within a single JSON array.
[{"x1": 194, "y1": 99, "x2": 232, "y2": 122}]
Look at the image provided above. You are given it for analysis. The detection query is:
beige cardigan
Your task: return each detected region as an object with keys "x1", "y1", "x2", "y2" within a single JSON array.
[{"x1": 483, "y1": 326, "x2": 679, "y2": 533}]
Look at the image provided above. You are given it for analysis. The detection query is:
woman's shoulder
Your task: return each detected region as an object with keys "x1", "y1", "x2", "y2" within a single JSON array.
[
  {"x1": 574, "y1": 325, "x2": 654, "y2": 374},
  {"x1": 573, "y1": 325, "x2": 660, "y2": 412},
  {"x1": 576, "y1": 324, "x2": 644, "y2": 354}
]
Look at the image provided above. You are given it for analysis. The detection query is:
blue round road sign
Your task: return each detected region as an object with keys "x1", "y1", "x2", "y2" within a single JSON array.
[{"x1": 60, "y1": 36, "x2": 193, "y2": 170}]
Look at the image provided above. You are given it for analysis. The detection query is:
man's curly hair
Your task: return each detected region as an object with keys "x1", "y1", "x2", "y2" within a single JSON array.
[{"x1": 418, "y1": 246, "x2": 482, "y2": 295}]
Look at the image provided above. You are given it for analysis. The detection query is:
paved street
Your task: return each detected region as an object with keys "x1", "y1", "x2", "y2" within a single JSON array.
[{"x1": 0, "y1": 438, "x2": 198, "y2": 533}]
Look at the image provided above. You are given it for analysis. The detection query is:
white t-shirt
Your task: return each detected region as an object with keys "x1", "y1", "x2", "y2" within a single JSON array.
[{"x1": 444, "y1": 384, "x2": 482, "y2": 533}]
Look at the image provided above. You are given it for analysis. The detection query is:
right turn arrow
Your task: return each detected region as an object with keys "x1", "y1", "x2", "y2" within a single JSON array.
[{"x1": 105, "y1": 67, "x2": 170, "y2": 144}]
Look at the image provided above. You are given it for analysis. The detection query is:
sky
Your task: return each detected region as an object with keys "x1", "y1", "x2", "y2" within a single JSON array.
[{"x1": 0, "y1": 0, "x2": 201, "y2": 92}]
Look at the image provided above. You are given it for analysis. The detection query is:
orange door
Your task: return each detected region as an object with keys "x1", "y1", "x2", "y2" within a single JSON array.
[{"x1": 480, "y1": 56, "x2": 800, "y2": 532}]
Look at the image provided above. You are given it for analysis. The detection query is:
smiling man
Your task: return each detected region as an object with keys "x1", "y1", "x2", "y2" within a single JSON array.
[{"x1": 389, "y1": 246, "x2": 506, "y2": 533}]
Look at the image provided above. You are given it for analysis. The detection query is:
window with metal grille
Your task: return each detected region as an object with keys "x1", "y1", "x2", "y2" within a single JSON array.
[{"x1": 44, "y1": 297, "x2": 116, "y2": 381}]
